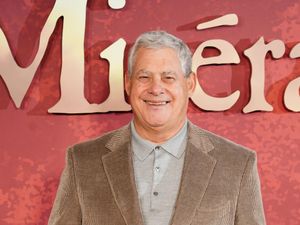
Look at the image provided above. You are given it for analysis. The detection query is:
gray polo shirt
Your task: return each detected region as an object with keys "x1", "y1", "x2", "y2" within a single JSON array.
[{"x1": 130, "y1": 121, "x2": 188, "y2": 225}]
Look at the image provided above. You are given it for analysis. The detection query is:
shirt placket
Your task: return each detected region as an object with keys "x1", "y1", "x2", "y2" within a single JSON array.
[{"x1": 150, "y1": 145, "x2": 164, "y2": 210}]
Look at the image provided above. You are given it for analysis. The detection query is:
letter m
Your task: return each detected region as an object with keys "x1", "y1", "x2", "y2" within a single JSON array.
[{"x1": 0, "y1": 0, "x2": 87, "y2": 108}]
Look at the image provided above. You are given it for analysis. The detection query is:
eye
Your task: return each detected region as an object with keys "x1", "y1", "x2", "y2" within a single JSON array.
[
  {"x1": 137, "y1": 75, "x2": 150, "y2": 83},
  {"x1": 165, "y1": 76, "x2": 175, "y2": 80},
  {"x1": 138, "y1": 75, "x2": 149, "y2": 79},
  {"x1": 162, "y1": 75, "x2": 176, "y2": 83}
]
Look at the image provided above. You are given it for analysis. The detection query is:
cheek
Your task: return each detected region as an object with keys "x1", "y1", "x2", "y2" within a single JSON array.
[
  {"x1": 171, "y1": 85, "x2": 187, "y2": 100},
  {"x1": 129, "y1": 87, "x2": 145, "y2": 106},
  {"x1": 171, "y1": 90, "x2": 189, "y2": 109},
  {"x1": 131, "y1": 82, "x2": 146, "y2": 93},
  {"x1": 129, "y1": 84, "x2": 139, "y2": 96}
]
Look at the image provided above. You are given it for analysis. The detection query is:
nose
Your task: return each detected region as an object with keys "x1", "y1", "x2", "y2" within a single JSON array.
[{"x1": 148, "y1": 76, "x2": 164, "y2": 96}]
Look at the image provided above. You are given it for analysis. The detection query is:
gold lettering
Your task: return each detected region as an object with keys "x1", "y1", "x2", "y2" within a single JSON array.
[
  {"x1": 243, "y1": 37, "x2": 285, "y2": 113},
  {"x1": 108, "y1": 0, "x2": 126, "y2": 9},
  {"x1": 49, "y1": 38, "x2": 131, "y2": 113},
  {"x1": 191, "y1": 39, "x2": 240, "y2": 111},
  {"x1": 284, "y1": 43, "x2": 300, "y2": 112},
  {"x1": 0, "y1": 0, "x2": 87, "y2": 108},
  {"x1": 196, "y1": 13, "x2": 238, "y2": 31}
]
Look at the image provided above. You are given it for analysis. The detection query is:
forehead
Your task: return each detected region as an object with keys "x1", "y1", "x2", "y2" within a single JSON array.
[{"x1": 133, "y1": 47, "x2": 183, "y2": 73}]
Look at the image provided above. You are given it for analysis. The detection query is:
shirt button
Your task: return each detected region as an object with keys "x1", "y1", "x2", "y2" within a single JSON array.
[
  {"x1": 155, "y1": 146, "x2": 160, "y2": 151},
  {"x1": 155, "y1": 166, "x2": 160, "y2": 172},
  {"x1": 153, "y1": 191, "x2": 159, "y2": 196}
]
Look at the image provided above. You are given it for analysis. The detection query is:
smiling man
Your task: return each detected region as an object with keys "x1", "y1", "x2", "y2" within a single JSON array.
[
  {"x1": 125, "y1": 45, "x2": 195, "y2": 143},
  {"x1": 48, "y1": 31, "x2": 266, "y2": 225}
]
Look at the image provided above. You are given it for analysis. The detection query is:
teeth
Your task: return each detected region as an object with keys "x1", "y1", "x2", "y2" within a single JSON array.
[
  {"x1": 148, "y1": 102, "x2": 166, "y2": 105},
  {"x1": 144, "y1": 100, "x2": 169, "y2": 105}
]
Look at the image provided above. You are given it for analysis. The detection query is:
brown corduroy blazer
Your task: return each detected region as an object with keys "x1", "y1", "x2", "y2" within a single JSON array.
[{"x1": 48, "y1": 122, "x2": 266, "y2": 225}]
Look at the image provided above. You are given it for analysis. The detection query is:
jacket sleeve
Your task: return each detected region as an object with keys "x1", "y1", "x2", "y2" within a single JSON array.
[
  {"x1": 48, "y1": 148, "x2": 82, "y2": 225},
  {"x1": 235, "y1": 152, "x2": 266, "y2": 225}
]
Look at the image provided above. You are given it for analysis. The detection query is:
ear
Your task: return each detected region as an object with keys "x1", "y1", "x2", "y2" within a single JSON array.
[
  {"x1": 124, "y1": 72, "x2": 131, "y2": 96},
  {"x1": 186, "y1": 72, "x2": 196, "y2": 97}
]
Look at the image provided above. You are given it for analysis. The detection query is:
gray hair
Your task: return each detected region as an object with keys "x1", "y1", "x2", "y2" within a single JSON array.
[{"x1": 127, "y1": 31, "x2": 192, "y2": 77}]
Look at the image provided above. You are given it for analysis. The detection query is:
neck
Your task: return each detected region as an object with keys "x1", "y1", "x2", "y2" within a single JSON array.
[{"x1": 133, "y1": 119, "x2": 187, "y2": 143}]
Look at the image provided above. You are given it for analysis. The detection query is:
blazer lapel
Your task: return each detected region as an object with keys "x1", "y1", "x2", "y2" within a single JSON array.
[
  {"x1": 170, "y1": 122, "x2": 217, "y2": 225},
  {"x1": 102, "y1": 125, "x2": 144, "y2": 225}
]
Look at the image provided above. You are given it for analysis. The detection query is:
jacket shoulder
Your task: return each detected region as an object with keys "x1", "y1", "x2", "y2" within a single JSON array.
[
  {"x1": 189, "y1": 122, "x2": 256, "y2": 163},
  {"x1": 68, "y1": 124, "x2": 129, "y2": 159}
]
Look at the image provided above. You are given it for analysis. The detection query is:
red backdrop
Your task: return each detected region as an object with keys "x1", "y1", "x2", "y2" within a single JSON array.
[{"x1": 0, "y1": 0, "x2": 300, "y2": 224}]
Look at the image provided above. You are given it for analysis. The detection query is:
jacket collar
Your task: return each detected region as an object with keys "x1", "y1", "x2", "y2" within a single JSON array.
[
  {"x1": 105, "y1": 121, "x2": 214, "y2": 153},
  {"x1": 169, "y1": 122, "x2": 216, "y2": 225}
]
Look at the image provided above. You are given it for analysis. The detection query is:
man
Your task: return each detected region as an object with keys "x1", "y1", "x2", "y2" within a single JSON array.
[{"x1": 48, "y1": 31, "x2": 266, "y2": 225}]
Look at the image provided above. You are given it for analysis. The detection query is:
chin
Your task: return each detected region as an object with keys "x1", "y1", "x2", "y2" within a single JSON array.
[{"x1": 146, "y1": 120, "x2": 168, "y2": 128}]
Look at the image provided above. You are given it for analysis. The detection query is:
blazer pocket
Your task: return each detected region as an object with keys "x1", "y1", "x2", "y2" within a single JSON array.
[{"x1": 192, "y1": 200, "x2": 232, "y2": 225}]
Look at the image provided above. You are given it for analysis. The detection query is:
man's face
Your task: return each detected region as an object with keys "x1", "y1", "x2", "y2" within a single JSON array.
[{"x1": 125, "y1": 47, "x2": 195, "y2": 135}]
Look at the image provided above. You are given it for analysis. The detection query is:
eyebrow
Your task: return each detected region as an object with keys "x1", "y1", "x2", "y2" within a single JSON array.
[
  {"x1": 135, "y1": 69, "x2": 178, "y2": 76},
  {"x1": 161, "y1": 71, "x2": 178, "y2": 77},
  {"x1": 135, "y1": 69, "x2": 152, "y2": 75}
]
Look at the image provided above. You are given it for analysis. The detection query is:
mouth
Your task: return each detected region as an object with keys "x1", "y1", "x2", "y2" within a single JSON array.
[{"x1": 143, "y1": 100, "x2": 171, "y2": 105}]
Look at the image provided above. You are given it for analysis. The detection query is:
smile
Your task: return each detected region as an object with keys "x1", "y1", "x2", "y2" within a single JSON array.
[{"x1": 143, "y1": 100, "x2": 171, "y2": 105}]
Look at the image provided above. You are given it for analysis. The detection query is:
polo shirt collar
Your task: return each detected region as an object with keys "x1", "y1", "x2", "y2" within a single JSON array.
[{"x1": 130, "y1": 120, "x2": 188, "y2": 161}]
